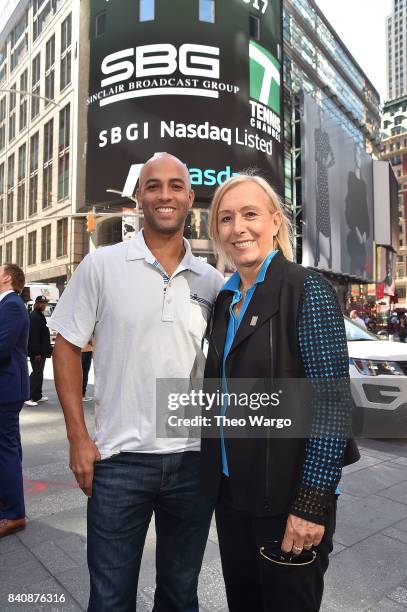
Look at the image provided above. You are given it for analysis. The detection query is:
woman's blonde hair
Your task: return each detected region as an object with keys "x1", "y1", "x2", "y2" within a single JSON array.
[{"x1": 209, "y1": 173, "x2": 294, "y2": 264}]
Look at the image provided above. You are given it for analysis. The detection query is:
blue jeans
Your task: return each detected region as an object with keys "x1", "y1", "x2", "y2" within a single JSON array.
[{"x1": 87, "y1": 451, "x2": 213, "y2": 612}]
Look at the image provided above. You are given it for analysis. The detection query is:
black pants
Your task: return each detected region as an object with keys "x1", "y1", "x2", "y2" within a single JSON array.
[
  {"x1": 81, "y1": 352, "x2": 93, "y2": 396},
  {"x1": 29, "y1": 357, "x2": 46, "y2": 402},
  {"x1": 215, "y1": 478, "x2": 336, "y2": 612}
]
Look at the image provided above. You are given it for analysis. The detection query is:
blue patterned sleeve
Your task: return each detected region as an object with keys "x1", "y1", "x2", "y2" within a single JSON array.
[{"x1": 290, "y1": 274, "x2": 352, "y2": 525}]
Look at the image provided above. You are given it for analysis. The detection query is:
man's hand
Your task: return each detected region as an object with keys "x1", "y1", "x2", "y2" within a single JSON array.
[
  {"x1": 69, "y1": 435, "x2": 101, "y2": 497},
  {"x1": 281, "y1": 514, "x2": 325, "y2": 555}
]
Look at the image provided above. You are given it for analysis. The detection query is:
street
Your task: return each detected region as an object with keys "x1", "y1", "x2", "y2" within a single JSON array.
[{"x1": 1, "y1": 362, "x2": 407, "y2": 611}]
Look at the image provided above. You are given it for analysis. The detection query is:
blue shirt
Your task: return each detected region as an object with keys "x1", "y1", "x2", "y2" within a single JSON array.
[{"x1": 220, "y1": 251, "x2": 278, "y2": 476}]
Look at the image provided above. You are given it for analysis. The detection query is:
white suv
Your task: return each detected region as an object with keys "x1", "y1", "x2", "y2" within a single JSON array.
[{"x1": 346, "y1": 317, "x2": 407, "y2": 435}]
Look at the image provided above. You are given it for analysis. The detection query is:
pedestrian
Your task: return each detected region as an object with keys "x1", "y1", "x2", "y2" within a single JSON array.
[
  {"x1": 81, "y1": 338, "x2": 93, "y2": 401},
  {"x1": 25, "y1": 295, "x2": 53, "y2": 407},
  {"x1": 399, "y1": 315, "x2": 407, "y2": 343},
  {"x1": 0, "y1": 263, "x2": 29, "y2": 538},
  {"x1": 349, "y1": 309, "x2": 367, "y2": 329},
  {"x1": 50, "y1": 153, "x2": 224, "y2": 612},
  {"x1": 200, "y1": 174, "x2": 359, "y2": 612}
]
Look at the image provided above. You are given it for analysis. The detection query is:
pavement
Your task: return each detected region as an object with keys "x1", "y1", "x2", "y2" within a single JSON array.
[{"x1": 1, "y1": 361, "x2": 407, "y2": 611}]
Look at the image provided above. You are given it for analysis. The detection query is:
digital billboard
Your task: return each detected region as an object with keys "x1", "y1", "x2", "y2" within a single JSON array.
[
  {"x1": 301, "y1": 95, "x2": 374, "y2": 282},
  {"x1": 85, "y1": 0, "x2": 284, "y2": 205}
]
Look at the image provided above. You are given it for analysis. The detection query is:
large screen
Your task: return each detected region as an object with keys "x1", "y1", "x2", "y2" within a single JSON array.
[{"x1": 85, "y1": 0, "x2": 284, "y2": 205}]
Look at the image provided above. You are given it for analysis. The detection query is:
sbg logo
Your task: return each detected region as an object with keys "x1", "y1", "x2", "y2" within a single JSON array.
[{"x1": 101, "y1": 44, "x2": 220, "y2": 87}]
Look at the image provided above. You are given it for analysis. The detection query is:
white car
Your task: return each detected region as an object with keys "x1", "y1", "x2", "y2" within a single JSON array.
[{"x1": 346, "y1": 317, "x2": 407, "y2": 435}]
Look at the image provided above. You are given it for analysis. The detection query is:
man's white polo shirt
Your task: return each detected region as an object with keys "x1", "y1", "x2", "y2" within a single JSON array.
[{"x1": 50, "y1": 230, "x2": 224, "y2": 459}]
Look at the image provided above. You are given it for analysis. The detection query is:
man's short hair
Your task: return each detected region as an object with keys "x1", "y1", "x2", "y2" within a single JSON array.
[{"x1": 4, "y1": 262, "x2": 25, "y2": 293}]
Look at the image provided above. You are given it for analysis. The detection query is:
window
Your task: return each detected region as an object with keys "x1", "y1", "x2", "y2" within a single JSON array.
[
  {"x1": 199, "y1": 0, "x2": 215, "y2": 22},
  {"x1": 43, "y1": 119, "x2": 53, "y2": 162},
  {"x1": 0, "y1": 163, "x2": 4, "y2": 228},
  {"x1": 0, "y1": 97, "x2": 5, "y2": 151},
  {"x1": 57, "y1": 217, "x2": 68, "y2": 256},
  {"x1": 41, "y1": 224, "x2": 51, "y2": 261},
  {"x1": 33, "y1": 0, "x2": 52, "y2": 40},
  {"x1": 7, "y1": 154, "x2": 14, "y2": 224},
  {"x1": 58, "y1": 104, "x2": 70, "y2": 200},
  {"x1": 42, "y1": 165, "x2": 53, "y2": 208},
  {"x1": 8, "y1": 83, "x2": 16, "y2": 142},
  {"x1": 95, "y1": 11, "x2": 106, "y2": 36},
  {"x1": 10, "y1": 14, "x2": 28, "y2": 72},
  {"x1": 6, "y1": 242, "x2": 12, "y2": 262},
  {"x1": 19, "y1": 69, "x2": 28, "y2": 131},
  {"x1": 45, "y1": 35, "x2": 55, "y2": 105},
  {"x1": 16, "y1": 237, "x2": 24, "y2": 267},
  {"x1": 18, "y1": 143, "x2": 26, "y2": 181},
  {"x1": 139, "y1": 0, "x2": 154, "y2": 22},
  {"x1": 43, "y1": 120, "x2": 54, "y2": 208},
  {"x1": 60, "y1": 14, "x2": 72, "y2": 91},
  {"x1": 31, "y1": 54, "x2": 41, "y2": 118},
  {"x1": 17, "y1": 184, "x2": 25, "y2": 221},
  {"x1": 29, "y1": 132, "x2": 39, "y2": 216},
  {"x1": 28, "y1": 231, "x2": 36, "y2": 265},
  {"x1": 249, "y1": 14, "x2": 260, "y2": 40}
]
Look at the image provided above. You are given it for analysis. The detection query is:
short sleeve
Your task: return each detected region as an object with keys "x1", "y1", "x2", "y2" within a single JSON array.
[{"x1": 49, "y1": 254, "x2": 100, "y2": 348}]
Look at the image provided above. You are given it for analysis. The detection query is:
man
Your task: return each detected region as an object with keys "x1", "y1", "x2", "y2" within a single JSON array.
[
  {"x1": 25, "y1": 295, "x2": 52, "y2": 407},
  {"x1": 0, "y1": 263, "x2": 29, "y2": 538},
  {"x1": 349, "y1": 309, "x2": 367, "y2": 330},
  {"x1": 51, "y1": 153, "x2": 224, "y2": 612}
]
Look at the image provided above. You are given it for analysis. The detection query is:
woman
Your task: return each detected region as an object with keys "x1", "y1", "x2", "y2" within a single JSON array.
[{"x1": 200, "y1": 174, "x2": 359, "y2": 612}]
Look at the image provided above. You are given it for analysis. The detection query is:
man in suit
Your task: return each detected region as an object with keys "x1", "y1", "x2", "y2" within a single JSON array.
[
  {"x1": 0, "y1": 263, "x2": 29, "y2": 538},
  {"x1": 25, "y1": 295, "x2": 52, "y2": 407}
]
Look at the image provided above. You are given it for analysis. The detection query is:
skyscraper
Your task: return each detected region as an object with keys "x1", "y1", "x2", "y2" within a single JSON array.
[{"x1": 386, "y1": 0, "x2": 407, "y2": 100}]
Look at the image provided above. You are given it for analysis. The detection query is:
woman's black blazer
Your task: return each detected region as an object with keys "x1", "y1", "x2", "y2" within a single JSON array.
[{"x1": 200, "y1": 250, "x2": 359, "y2": 526}]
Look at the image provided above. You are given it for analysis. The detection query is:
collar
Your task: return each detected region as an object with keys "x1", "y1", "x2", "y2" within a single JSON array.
[
  {"x1": 0, "y1": 289, "x2": 14, "y2": 304},
  {"x1": 221, "y1": 250, "x2": 279, "y2": 293},
  {"x1": 125, "y1": 229, "x2": 204, "y2": 274}
]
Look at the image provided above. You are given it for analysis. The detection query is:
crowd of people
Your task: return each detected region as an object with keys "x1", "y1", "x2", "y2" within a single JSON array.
[{"x1": 0, "y1": 153, "x2": 358, "y2": 612}]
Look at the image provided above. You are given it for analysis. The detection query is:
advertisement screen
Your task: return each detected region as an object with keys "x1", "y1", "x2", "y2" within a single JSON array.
[
  {"x1": 85, "y1": 0, "x2": 284, "y2": 205},
  {"x1": 301, "y1": 95, "x2": 374, "y2": 281}
]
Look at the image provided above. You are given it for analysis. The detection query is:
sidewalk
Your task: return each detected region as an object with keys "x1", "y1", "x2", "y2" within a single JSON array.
[{"x1": 1, "y1": 372, "x2": 407, "y2": 611}]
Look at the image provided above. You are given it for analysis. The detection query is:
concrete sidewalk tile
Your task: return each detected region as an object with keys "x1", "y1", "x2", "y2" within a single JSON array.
[
  {"x1": 54, "y1": 566, "x2": 90, "y2": 610},
  {"x1": 0, "y1": 548, "x2": 51, "y2": 590},
  {"x1": 136, "y1": 591, "x2": 154, "y2": 611},
  {"x1": 394, "y1": 518, "x2": 407, "y2": 532},
  {"x1": 324, "y1": 533, "x2": 407, "y2": 611},
  {"x1": 368, "y1": 597, "x2": 407, "y2": 611},
  {"x1": 23, "y1": 461, "x2": 75, "y2": 481},
  {"x1": 383, "y1": 527, "x2": 407, "y2": 544},
  {"x1": 334, "y1": 495, "x2": 407, "y2": 546},
  {"x1": 331, "y1": 541, "x2": 346, "y2": 555},
  {"x1": 208, "y1": 520, "x2": 218, "y2": 545},
  {"x1": 26, "y1": 488, "x2": 86, "y2": 521},
  {"x1": 391, "y1": 457, "x2": 407, "y2": 468},
  {"x1": 388, "y1": 586, "x2": 407, "y2": 608},
  {"x1": 0, "y1": 533, "x2": 26, "y2": 554},
  {"x1": 198, "y1": 557, "x2": 227, "y2": 611},
  {"x1": 27, "y1": 577, "x2": 83, "y2": 612},
  {"x1": 358, "y1": 447, "x2": 400, "y2": 461},
  {"x1": 342, "y1": 454, "x2": 384, "y2": 474},
  {"x1": 55, "y1": 535, "x2": 87, "y2": 567},
  {"x1": 379, "y1": 481, "x2": 407, "y2": 505},
  {"x1": 32, "y1": 541, "x2": 79, "y2": 575},
  {"x1": 340, "y1": 464, "x2": 407, "y2": 497}
]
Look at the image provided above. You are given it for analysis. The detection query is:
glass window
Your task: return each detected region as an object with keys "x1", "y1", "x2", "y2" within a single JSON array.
[
  {"x1": 199, "y1": 0, "x2": 215, "y2": 22},
  {"x1": 6, "y1": 242, "x2": 12, "y2": 262},
  {"x1": 18, "y1": 143, "x2": 26, "y2": 181},
  {"x1": 41, "y1": 224, "x2": 51, "y2": 261},
  {"x1": 28, "y1": 231, "x2": 36, "y2": 265},
  {"x1": 45, "y1": 35, "x2": 55, "y2": 71},
  {"x1": 57, "y1": 218, "x2": 68, "y2": 256},
  {"x1": 42, "y1": 164, "x2": 53, "y2": 209},
  {"x1": 43, "y1": 119, "x2": 54, "y2": 162},
  {"x1": 58, "y1": 152, "x2": 69, "y2": 200},
  {"x1": 30, "y1": 132, "x2": 39, "y2": 172},
  {"x1": 16, "y1": 237, "x2": 24, "y2": 267},
  {"x1": 95, "y1": 11, "x2": 106, "y2": 36},
  {"x1": 61, "y1": 14, "x2": 72, "y2": 52},
  {"x1": 139, "y1": 0, "x2": 155, "y2": 21},
  {"x1": 59, "y1": 104, "x2": 70, "y2": 149},
  {"x1": 17, "y1": 184, "x2": 25, "y2": 220},
  {"x1": 249, "y1": 14, "x2": 260, "y2": 40}
]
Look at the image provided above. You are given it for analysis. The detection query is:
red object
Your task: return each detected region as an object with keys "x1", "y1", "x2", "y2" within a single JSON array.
[{"x1": 376, "y1": 284, "x2": 385, "y2": 299}]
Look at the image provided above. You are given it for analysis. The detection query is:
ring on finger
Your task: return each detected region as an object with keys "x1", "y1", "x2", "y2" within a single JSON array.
[
  {"x1": 292, "y1": 545, "x2": 303, "y2": 553},
  {"x1": 303, "y1": 543, "x2": 313, "y2": 550}
]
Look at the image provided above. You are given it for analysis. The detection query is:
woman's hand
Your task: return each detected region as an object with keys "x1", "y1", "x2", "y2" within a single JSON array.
[{"x1": 281, "y1": 514, "x2": 325, "y2": 555}]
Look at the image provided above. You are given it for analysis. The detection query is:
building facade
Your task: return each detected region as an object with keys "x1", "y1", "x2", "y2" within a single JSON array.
[
  {"x1": 386, "y1": 0, "x2": 407, "y2": 101},
  {"x1": 381, "y1": 97, "x2": 407, "y2": 308},
  {"x1": 0, "y1": 0, "x2": 86, "y2": 292}
]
